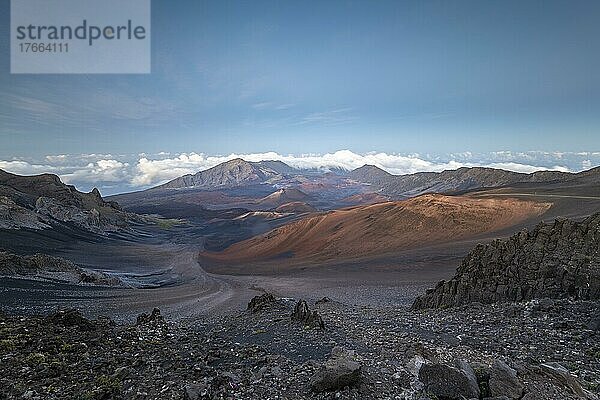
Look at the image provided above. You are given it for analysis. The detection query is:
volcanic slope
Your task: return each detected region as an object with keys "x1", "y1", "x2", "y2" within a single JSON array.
[
  {"x1": 201, "y1": 194, "x2": 551, "y2": 266},
  {"x1": 257, "y1": 188, "x2": 313, "y2": 208}
]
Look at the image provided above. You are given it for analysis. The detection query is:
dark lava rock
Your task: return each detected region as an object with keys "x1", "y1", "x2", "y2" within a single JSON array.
[
  {"x1": 315, "y1": 296, "x2": 332, "y2": 305},
  {"x1": 310, "y1": 347, "x2": 361, "y2": 392},
  {"x1": 46, "y1": 309, "x2": 94, "y2": 331},
  {"x1": 532, "y1": 298, "x2": 555, "y2": 312},
  {"x1": 183, "y1": 382, "x2": 208, "y2": 400},
  {"x1": 247, "y1": 293, "x2": 277, "y2": 313},
  {"x1": 540, "y1": 362, "x2": 587, "y2": 398},
  {"x1": 489, "y1": 360, "x2": 524, "y2": 399},
  {"x1": 136, "y1": 307, "x2": 164, "y2": 325},
  {"x1": 587, "y1": 314, "x2": 600, "y2": 331},
  {"x1": 291, "y1": 299, "x2": 325, "y2": 329},
  {"x1": 471, "y1": 362, "x2": 492, "y2": 397},
  {"x1": 418, "y1": 362, "x2": 480, "y2": 399},
  {"x1": 455, "y1": 359, "x2": 481, "y2": 397},
  {"x1": 413, "y1": 213, "x2": 600, "y2": 309}
]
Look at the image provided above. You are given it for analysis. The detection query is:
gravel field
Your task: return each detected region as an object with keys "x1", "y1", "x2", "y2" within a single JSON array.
[{"x1": 1, "y1": 296, "x2": 598, "y2": 400}]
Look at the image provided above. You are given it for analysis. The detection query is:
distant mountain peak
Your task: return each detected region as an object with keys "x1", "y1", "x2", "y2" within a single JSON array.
[
  {"x1": 159, "y1": 158, "x2": 297, "y2": 190},
  {"x1": 352, "y1": 164, "x2": 391, "y2": 174},
  {"x1": 348, "y1": 165, "x2": 393, "y2": 184}
]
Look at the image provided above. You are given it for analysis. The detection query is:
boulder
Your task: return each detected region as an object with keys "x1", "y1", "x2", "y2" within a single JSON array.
[
  {"x1": 455, "y1": 359, "x2": 481, "y2": 398},
  {"x1": 489, "y1": 360, "x2": 523, "y2": 399},
  {"x1": 540, "y1": 362, "x2": 587, "y2": 398},
  {"x1": 310, "y1": 347, "x2": 361, "y2": 392},
  {"x1": 418, "y1": 362, "x2": 480, "y2": 399}
]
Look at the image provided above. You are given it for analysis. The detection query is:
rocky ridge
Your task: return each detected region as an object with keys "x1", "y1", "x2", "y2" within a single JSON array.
[
  {"x1": 348, "y1": 165, "x2": 599, "y2": 198},
  {"x1": 413, "y1": 213, "x2": 600, "y2": 309},
  {"x1": 0, "y1": 169, "x2": 141, "y2": 233},
  {"x1": 0, "y1": 251, "x2": 121, "y2": 286}
]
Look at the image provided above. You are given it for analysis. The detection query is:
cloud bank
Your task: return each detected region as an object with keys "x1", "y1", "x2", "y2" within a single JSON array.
[{"x1": 1, "y1": 150, "x2": 598, "y2": 195}]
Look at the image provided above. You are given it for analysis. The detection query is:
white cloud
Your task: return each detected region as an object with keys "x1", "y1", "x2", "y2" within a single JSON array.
[
  {"x1": 61, "y1": 160, "x2": 129, "y2": 184},
  {"x1": 0, "y1": 160, "x2": 58, "y2": 175},
  {"x1": 1, "y1": 149, "x2": 597, "y2": 194},
  {"x1": 129, "y1": 150, "x2": 574, "y2": 187},
  {"x1": 132, "y1": 154, "x2": 210, "y2": 186},
  {"x1": 482, "y1": 162, "x2": 570, "y2": 174}
]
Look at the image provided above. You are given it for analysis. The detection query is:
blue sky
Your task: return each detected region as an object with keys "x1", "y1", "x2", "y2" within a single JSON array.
[{"x1": 0, "y1": 0, "x2": 599, "y2": 193}]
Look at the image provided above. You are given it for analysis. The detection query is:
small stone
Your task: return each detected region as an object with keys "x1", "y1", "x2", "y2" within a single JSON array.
[{"x1": 407, "y1": 355, "x2": 427, "y2": 377}]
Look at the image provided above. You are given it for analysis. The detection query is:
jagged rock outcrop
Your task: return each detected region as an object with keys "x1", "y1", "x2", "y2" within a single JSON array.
[
  {"x1": 0, "y1": 196, "x2": 50, "y2": 230},
  {"x1": 35, "y1": 196, "x2": 103, "y2": 232},
  {"x1": 413, "y1": 213, "x2": 600, "y2": 309},
  {"x1": 247, "y1": 293, "x2": 278, "y2": 313},
  {"x1": 0, "y1": 169, "x2": 141, "y2": 233},
  {"x1": 290, "y1": 299, "x2": 325, "y2": 329},
  {"x1": 0, "y1": 251, "x2": 120, "y2": 286}
]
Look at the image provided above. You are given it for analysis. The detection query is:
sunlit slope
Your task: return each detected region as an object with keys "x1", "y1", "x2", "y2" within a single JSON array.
[{"x1": 201, "y1": 194, "x2": 551, "y2": 264}]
